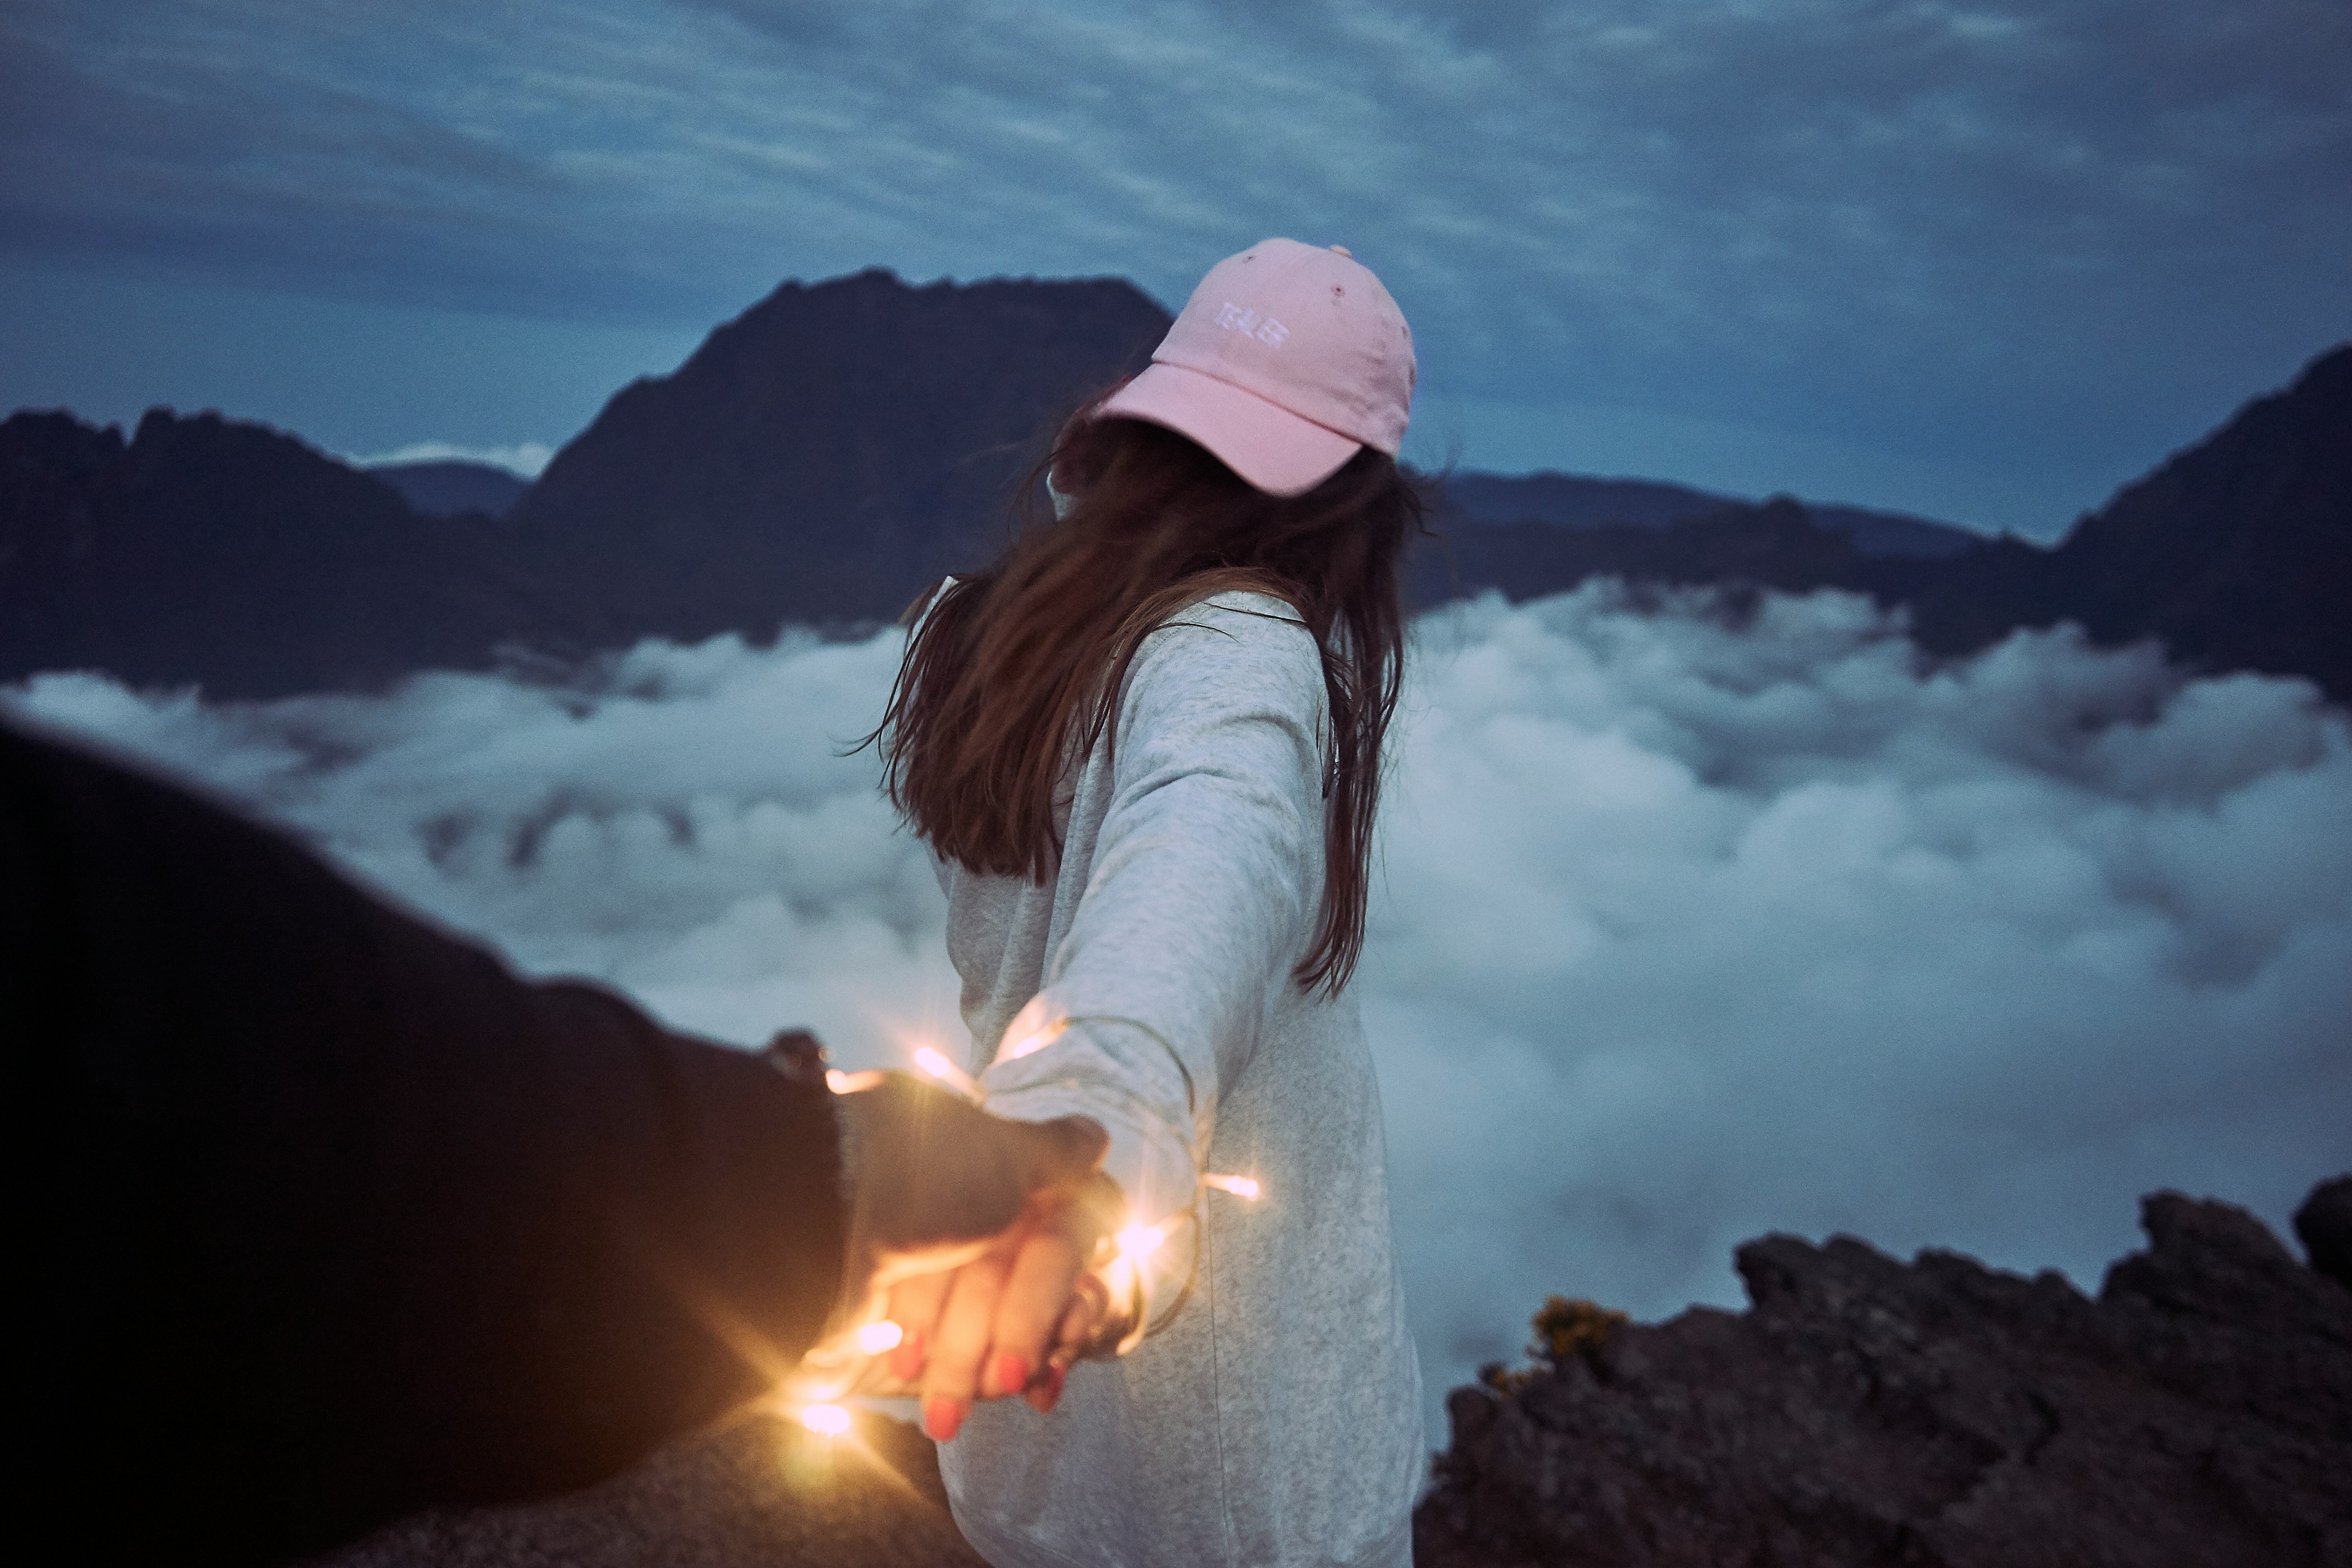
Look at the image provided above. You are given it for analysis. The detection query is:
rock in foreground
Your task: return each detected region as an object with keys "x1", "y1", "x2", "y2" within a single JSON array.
[{"x1": 1415, "y1": 1183, "x2": 2352, "y2": 1567}]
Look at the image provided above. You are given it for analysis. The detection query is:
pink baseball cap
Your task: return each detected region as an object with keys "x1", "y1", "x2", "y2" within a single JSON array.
[{"x1": 1095, "y1": 238, "x2": 1416, "y2": 497}]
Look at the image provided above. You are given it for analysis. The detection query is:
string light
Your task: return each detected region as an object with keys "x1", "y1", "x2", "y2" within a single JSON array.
[
  {"x1": 913, "y1": 1045, "x2": 985, "y2": 1104},
  {"x1": 797, "y1": 1403, "x2": 853, "y2": 1437},
  {"x1": 1002, "y1": 1018, "x2": 1065, "y2": 1060},
  {"x1": 789, "y1": 1034, "x2": 1276, "y2": 1426}
]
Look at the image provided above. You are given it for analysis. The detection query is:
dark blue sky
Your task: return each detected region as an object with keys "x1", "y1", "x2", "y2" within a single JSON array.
[{"x1": 4, "y1": 0, "x2": 2347, "y2": 537}]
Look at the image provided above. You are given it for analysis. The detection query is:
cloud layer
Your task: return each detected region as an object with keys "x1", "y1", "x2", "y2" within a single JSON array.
[
  {"x1": 10, "y1": 588, "x2": 2349, "y2": 1434},
  {"x1": 5, "y1": 0, "x2": 2348, "y2": 528}
]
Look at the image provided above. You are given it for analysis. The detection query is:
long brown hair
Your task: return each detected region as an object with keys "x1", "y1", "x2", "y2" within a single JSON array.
[{"x1": 871, "y1": 409, "x2": 1420, "y2": 995}]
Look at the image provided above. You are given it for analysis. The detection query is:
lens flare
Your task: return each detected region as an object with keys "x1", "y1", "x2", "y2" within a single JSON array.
[
  {"x1": 853, "y1": 1320, "x2": 904, "y2": 1354},
  {"x1": 1117, "y1": 1223, "x2": 1167, "y2": 1260},
  {"x1": 913, "y1": 1045, "x2": 985, "y2": 1103},
  {"x1": 1203, "y1": 1173, "x2": 1261, "y2": 1200},
  {"x1": 798, "y1": 1403, "x2": 853, "y2": 1437}
]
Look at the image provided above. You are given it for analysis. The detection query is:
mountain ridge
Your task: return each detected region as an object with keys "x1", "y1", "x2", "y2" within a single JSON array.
[
  {"x1": 1422, "y1": 343, "x2": 2350, "y2": 699},
  {"x1": 2, "y1": 270, "x2": 2343, "y2": 701},
  {"x1": 502, "y1": 267, "x2": 1172, "y2": 646},
  {"x1": 1437, "y1": 470, "x2": 1984, "y2": 559},
  {"x1": 0, "y1": 408, "x2": 567, "y2": 695},
  {"x1": 366, "y1": 460, "x2": 532, "y2": 519}
]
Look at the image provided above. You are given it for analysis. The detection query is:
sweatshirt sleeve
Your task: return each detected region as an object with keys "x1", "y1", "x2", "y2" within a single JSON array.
[
  {"x1": 974, "y1": 596, "x2": 1327, "y2": 1318},
  {"x1": 7, "y1": 717, "x2": 846, "y2": 1566}
]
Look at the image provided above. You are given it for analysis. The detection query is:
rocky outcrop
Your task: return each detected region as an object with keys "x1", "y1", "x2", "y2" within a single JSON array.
[
  {"x1": 1415, "y1": 1181, "x2": 2352, "y2": 1568},
  {"x1": 2299, "y1": 1177, "x2": 2352, "y2": 1287}
]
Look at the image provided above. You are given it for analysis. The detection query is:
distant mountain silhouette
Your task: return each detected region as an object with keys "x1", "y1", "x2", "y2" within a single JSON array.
[
  {"x1": 504, "y1": 267, "x2": 1172, "y2": 644},
  {"x1": 367, "y1": 460, "x2": 532, "y2": 519},
  {"x1": 1438, "y1": 472, "x2": 1981, "y2": 559},
  {"x1": 1407, "y1": 495, "x2": 1866, "y2": 610},
  {"x1": 0, "y1": 410, "x2": 560, "y2": 696},
  {"x1": 1901, "y1": 343, "x2": 2351, "y2": 694},
  {"x1": 1423, "y1": 345, "x2": 2350, "y2": 701},
  {"x1": 1, "y1": 266, "x2": 2342, "y2": 703},
  {"x1": 1, "y1": 270, "x2": 1171, "y2": 695}
]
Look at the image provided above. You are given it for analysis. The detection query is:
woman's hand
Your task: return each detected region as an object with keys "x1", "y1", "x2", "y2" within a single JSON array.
[
  {"x1": 830, "y1": 1074, "x2": 1118, "y2": 1435},
  {"x1": 881, "y1": 1171, "x2": 1123, "y2": 1439}
]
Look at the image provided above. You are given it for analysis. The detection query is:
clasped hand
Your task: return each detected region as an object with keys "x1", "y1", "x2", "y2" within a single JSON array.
[{"x1": 831, "y1": 1073, "x2": 1125, "y2": 1441}]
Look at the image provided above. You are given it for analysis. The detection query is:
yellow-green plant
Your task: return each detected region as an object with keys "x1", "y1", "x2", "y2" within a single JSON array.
[
  {"x1": 1477, "y1": 1295, "x2": 1631, "y2": 1399},
  {"x1": 1529, "y1": 1295, "x2": 1628, "y2": 1363}
]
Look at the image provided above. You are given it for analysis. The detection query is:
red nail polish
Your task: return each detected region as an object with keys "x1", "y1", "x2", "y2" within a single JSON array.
[
  {"x1": 1041, "y1": 1365, "x2": 1065, "y2": 1412},
  {"x1": 995, "y1": 1352, "x2": 1030, "y2": 1396},
  {"x1": 924, "y1": 1396, "x2": 968, "y2": 1443},
  {"x1": 890, "y1": 1330, "x2": 924, "y2": 1382}
]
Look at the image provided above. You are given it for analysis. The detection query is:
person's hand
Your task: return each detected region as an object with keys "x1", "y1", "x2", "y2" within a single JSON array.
[
  {"x1": 828, "y1": 1073, "x2": 1120, "y2": 1433},
  {"x1": 880, "y1": 1170, "x2": 1125, "y2": 1438}
]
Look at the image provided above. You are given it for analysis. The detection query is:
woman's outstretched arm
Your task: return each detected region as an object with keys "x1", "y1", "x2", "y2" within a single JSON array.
[{"x1": 888, "y1": 594, "x2": 1327, "y2": 1430}]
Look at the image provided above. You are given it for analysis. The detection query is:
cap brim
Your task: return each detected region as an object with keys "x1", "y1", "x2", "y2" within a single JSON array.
[{"x1": 1094, "y1": 362, "x2": 1361, "y2": 498}]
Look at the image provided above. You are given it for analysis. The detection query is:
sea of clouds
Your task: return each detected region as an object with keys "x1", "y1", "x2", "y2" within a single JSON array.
[{"x1": 10, "y1": 583, "x2": 2349, "y2": 1434}]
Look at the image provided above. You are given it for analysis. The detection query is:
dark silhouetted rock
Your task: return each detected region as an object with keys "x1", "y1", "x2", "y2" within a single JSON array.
[
  {"x1": 504, "y1": 268, "x2": 1171, "y2": 645},
  {"x1": 0, "y1": 409, "x2": 563, "y2": 697},
  {"x1": 1414, "y1": 1181, "x2": 2352, "y2": 1568},
  {"x1": 367, "y1": 460, "x2": 533, "y2": 519},
  {"x1": 2299, "y1": 1176, "x2": 2352, "y2": 1287},
  {"x1": 320, "y1": 1412, "x2": 983, "y2": 1567}
]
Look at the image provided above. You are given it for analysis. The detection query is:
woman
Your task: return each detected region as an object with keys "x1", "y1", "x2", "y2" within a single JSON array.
[{"x1": 871, "y1": 238, "x2": 1424, "y2": 1568}]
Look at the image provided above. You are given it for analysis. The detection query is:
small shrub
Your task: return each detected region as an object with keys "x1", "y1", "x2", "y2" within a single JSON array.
[{"x1": 1530, "y1": 1295, "x2": 1628, "y2": 1363}]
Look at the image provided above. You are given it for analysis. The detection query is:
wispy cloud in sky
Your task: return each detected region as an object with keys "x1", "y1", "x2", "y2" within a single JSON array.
[{"x1": 4, "y1": 0, "x2": 2348, "y2": 529}]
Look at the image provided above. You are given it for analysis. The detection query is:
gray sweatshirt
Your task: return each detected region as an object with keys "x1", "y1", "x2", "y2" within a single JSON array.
[{"x1": 931, "y1": 591, "x2": 1422, "y2": 1568}]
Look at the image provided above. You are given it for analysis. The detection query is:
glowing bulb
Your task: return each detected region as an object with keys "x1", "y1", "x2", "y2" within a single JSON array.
[
  {"x1": 825, "y1": 1069, "x2": 851, "y2": 1094},
  {"x1": 854, "y1": 1320, "x2": 904, "y2": 1354},
  {"x1": 913, "y1": 1045, "x2": 984, "y2": 1102},
  {"x1": 1002, "y1": 1014, "x2": 1066, "y2": 1061},
  {"x1": 1117, "y1": 1223, "x2": 1166, "y2": 1260},
  {"x1": 1203, "y1": 1173, "x2": 1261, "y2": 1200},
  {"x1": 798, "y1": 1403, "x2": 853, "y2": 1437},
  {"x1": 998, "y1": 998, "x2": 1064, "y2": 1062}
]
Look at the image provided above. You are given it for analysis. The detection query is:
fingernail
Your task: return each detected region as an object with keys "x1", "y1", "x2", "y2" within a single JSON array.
[
  {"x1": 890, "y1": 1331, "x2": 924, "y2": 1382},
  {"x1": 1024, "y1": 1364, "x2": 1066, "y2": 1413},
  {"x1": 923, "y1": 1396, "x2": 968, "y2": 1443},
  {"x1": 993, "y1": 1352, "x2": 1030, "y2": 1397}
]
